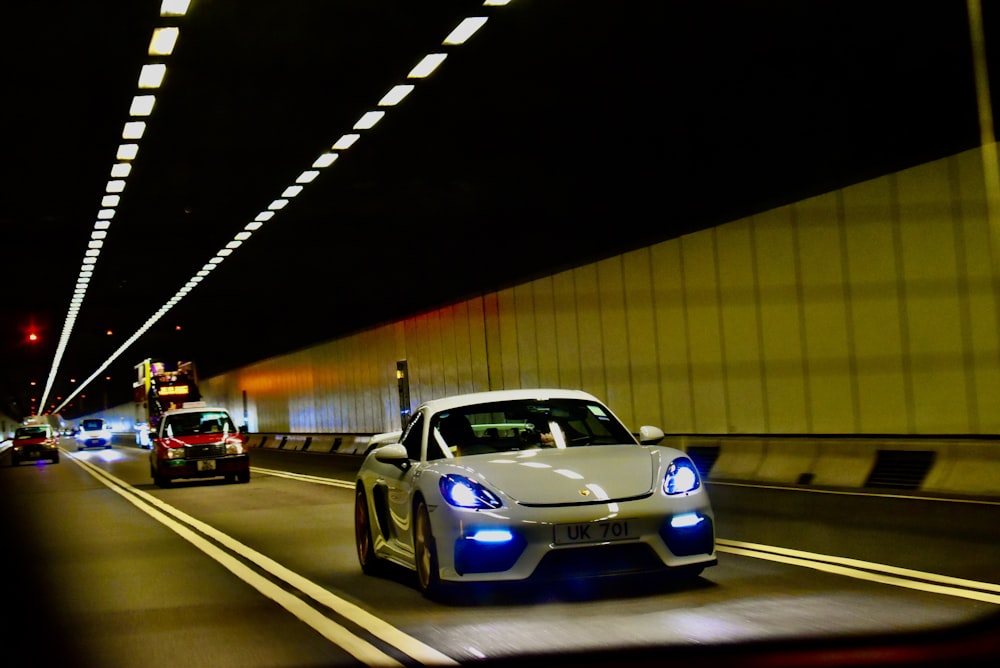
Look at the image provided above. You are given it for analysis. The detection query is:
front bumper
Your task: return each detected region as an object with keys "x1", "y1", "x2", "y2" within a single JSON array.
[
  {"x1": 157, "y1": 453, "x2": 250, "y2": 480},
  {"x1": 435, "y1": 493, "x2": 717, "y2": 583}
]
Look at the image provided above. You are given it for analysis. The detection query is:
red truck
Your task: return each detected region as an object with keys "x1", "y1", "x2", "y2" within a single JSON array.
[{"x1": 133, "y1": 358, "x2": 201, "y2": 448}]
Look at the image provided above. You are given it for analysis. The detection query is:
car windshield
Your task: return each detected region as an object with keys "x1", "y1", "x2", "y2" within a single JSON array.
[
  {"x1": 429, "y1": 398, "x2": 636, "y2": 458},
  {"x1": 15, "y1": 427, "x2": 47, "y2": 439},
  {"x1": 81, "y1": 419, "x2": 104, "y2": 431},
  {"x1": 162, "y1": 412, "x2": 234, "y2": 437}
]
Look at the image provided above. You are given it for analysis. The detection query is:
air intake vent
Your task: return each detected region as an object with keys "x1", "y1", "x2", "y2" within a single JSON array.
[{"x1": 864, "y1": 449, "x2": 935, "y2": 490}]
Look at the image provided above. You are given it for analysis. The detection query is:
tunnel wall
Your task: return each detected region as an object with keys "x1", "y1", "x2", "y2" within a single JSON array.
[{"x1": 195, "y1": 146, "x2": 999, "y2": 440}]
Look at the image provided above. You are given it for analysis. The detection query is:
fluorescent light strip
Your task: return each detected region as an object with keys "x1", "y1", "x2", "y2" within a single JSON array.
[
  {"x1": 51, "y1": 5, "x2": 507, "y2": 414},
  {"x1": 444, "y1": 17, "x2": 488, "y2": 45},
  {"x1": 41, "y1": 4, "x2": 191, "y2": 413},
  {"x1": 138, "y1": 63, "x2": 167, "y2": 88}
]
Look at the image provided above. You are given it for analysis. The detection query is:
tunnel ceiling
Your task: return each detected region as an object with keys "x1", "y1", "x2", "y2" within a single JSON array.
[{"x1": 0, "y1": 0, "x2": 992, "y2": 418}]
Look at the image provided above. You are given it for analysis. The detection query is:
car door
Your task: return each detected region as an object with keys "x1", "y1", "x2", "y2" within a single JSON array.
[{"x1": 382, "y1": 412, "x2": 425, "y2": 550}]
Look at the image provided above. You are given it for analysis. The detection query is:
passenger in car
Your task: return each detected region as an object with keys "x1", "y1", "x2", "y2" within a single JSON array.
[
  {"x1": 437, "y1": 414, "x2": 476, "y2": 449},
  {"x1": 539, "y1": 420, "x2": 583, "y2": 447}
]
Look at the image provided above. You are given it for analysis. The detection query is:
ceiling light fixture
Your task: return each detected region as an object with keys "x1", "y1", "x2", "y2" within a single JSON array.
[
  {"x1": 50, "y1": 3, "x2": 507, "y2": 414},
  {"x1": 40, "y1": 3, "x2": 191, "y2": 412}
]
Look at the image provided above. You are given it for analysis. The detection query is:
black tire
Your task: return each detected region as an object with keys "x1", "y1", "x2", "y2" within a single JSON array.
[
  {"x1": 50, "y1": 453, "x2": 59, "y2": 464},
  {"x1": 237, "y1": 470, "x2": 250, "y2": 484},
  {"x1": 414, "y1": 499, "x2": 442, "y2": 597},
  {"x1": 355, "y1": 486, "x2": 383, "y2": 575},
  {"x1": 152, "y1": 468, "x2": 171, "y2": 488},
  {"x1": 10, "y1": 454, "x2": 17, "y2": 467}
]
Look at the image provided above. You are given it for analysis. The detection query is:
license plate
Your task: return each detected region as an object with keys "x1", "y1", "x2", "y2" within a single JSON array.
[
  {"x1": 554, "y1": 520, "x2": 632, "y2": 545},
  {"x1": 196, "y1": 459, "x2": 216, "y2": 471}
]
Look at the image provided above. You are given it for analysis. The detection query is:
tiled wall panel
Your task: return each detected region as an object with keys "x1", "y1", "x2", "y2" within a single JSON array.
[{"x1": 191, "y1": 148, "x2": 997, "y2": 437}]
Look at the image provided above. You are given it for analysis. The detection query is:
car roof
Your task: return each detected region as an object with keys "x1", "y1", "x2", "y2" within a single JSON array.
[{"x1": 417, "y1": 388, "x2": 603, "y2": 414}]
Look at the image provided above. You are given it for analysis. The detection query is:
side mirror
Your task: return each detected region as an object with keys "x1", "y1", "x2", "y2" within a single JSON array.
[
  {"x1": 637, "y1": 425, "x2": 665, "y2": 445},
  {"x1": 239, "y1": 424, "x2": 248, "y2": 435},
  {"x1": 374, "y1": 442, "x2": 410, "y2": 467}
]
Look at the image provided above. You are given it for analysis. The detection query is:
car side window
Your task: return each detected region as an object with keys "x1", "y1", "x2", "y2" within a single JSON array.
[{"x1": 400, "y1": 414, "x2": 424, "y2": 461}]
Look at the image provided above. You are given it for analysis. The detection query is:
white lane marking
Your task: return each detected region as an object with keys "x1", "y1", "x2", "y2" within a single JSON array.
[
  {"x1": 108, "y1": 454, "x2": 999, "y2": 617},
  {"x1": 717, "y1": 539, "x2": 1000, "y2": 593},
  {"x1": 257, "y1": 466, "x2": 1000, "y2": 604},
  {"x1": 717, "y1": 539, "x2": 1000, "y2": 605},
  {"x1": 252, "y1": 466, "x2": 353, "y2": 488},
  {"x1": 708, "y1": 480, "x2": 1000, "y2": 506},
  {"x1": 67, "y1": 453, "x2": 457, "y2": 666}
]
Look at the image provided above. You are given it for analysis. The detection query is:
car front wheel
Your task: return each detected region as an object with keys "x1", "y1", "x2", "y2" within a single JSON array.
[
  {"x1": 151, "y1": 467, "x2": 170, "y2": 488},
  {"x1": 414, "y1": 500, "x2": 442, "y2": 597}
]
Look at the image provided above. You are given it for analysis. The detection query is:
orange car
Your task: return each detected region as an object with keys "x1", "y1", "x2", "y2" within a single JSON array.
[{"x1": 10, "y1": 425, "x2": 60, "y2": 466}]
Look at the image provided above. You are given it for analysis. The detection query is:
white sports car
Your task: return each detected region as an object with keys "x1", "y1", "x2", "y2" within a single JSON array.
[{"x1": 354, "y1": 388, "x2": 716, "y2": 597}]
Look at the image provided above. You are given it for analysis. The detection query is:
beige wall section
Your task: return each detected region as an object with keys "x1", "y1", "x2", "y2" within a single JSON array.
[{"x1": 196, "y1": 147, "x2": 1000, "y2": 437}]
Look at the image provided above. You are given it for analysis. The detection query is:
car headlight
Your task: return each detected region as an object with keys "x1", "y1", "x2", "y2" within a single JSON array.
[
  {"x1": 440, "y1": 474, "x2": 502, "y2": 509},
  {"x1": 164, "y1": 448, "x2": 185, "y2": 460},
  {"x1": 663, "y1": 457, "x2": 701, "y2": 495},
  {"x1": 225, "y1": 440, "x2": 246, "y2": 455}
]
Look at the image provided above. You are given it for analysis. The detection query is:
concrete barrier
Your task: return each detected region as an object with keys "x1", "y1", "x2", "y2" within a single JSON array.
[
  {"x1": 754, "y1": 439, "x2": 821, "y2": 484},
  {"x1": 810, "y1": 440, "x2": 876, "y2": 488},
  {"x1": 335, "y1": 437, "x2": 370, "y2": 455},
  {"x1": 922, "y1": 440, "x2": 1000, "y2": 497},
  {"x1": 247, "y1": 433, "x2": 369, "y2": 454},
  {"x1": 705, "y1": 438, "x2": 764, "y2": 481},
  {"x1": 262, "y1": 435, "x2": 287, "y2": 450},
  {"x1": 671, "y1": 435, "x2": 1000, "y2": 498},
  {"x1": 306, "y1": 436, "x2": 338, "y2": 453},
  {"x1": 281, "y1": 436, "x2": 310, "y2": 451},
  {"x1": 245, "y1": 433, "x2": 268, "y2": 449}
]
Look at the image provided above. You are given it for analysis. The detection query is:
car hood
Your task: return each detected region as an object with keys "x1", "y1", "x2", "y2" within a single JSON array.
[{"x1": 471, "y1": 445, "x2": 668, "y2": 505}]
